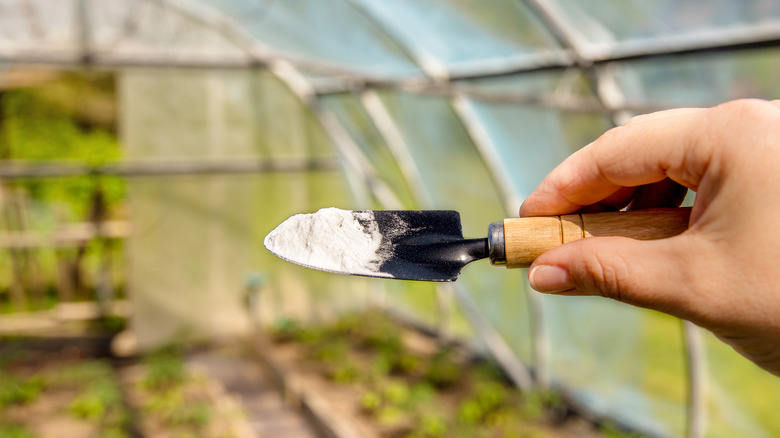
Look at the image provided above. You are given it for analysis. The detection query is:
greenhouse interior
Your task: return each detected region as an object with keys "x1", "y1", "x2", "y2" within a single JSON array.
[{"x1": 1, "y1": 1, "x2": 779, "y2": 437}]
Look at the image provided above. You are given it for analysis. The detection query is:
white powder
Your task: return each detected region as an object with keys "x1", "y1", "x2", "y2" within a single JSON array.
[{"x1": 263, "y1": 207, "x2": 393, "y2": 278}]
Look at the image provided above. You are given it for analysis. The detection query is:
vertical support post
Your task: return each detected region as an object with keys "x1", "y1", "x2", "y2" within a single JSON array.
[
  {"x1": 56, "y1": 246, "x2": 75, "y2": 302},
  {"x1": 435, "y1": 283, "x2": 453, "y2": 346},
  {"x1": 2, "y1": 187, "x2": 28, "y2": 310},
  {"x1": 683, "y1": 320, "x2": 707, "y2": 438},
  {"x1": 90, "y1": 184, "x2": 112, "y2": 318}
]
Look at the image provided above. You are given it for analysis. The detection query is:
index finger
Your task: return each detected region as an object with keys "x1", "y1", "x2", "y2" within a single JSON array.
[{"x1": 520, "y1": 107, "x2": 709, "y2": 217}]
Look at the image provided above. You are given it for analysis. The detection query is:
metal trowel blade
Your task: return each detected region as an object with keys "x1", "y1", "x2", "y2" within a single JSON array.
[{"x1": 263, "y1": 208, "x2": 488, "y2": 281}]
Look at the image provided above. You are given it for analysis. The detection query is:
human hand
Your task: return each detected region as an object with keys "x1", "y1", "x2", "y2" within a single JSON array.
[{"x1": 519, "y1": 99, "x2": 780, "y2": 375}]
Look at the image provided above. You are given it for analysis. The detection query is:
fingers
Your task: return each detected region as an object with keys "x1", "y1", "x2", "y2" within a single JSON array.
[
  {"x1": 528, "y1": 235, "x2": 702, "y2": 321},
  {"x1": 627, "y1": 179, "x2": 689, "y2": 210},
  {"x1": 520, "y1": 107, "x2": 710, "y2": 217}
]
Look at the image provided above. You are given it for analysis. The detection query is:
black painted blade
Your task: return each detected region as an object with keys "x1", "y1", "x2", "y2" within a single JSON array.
[{"x1": 372, "y1": 210, "x2": 488, "y2": 281}]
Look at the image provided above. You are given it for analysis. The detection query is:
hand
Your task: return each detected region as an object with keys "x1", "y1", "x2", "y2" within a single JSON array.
[{"x1": 519, "y1": 99, "x2": 780, "y2": 375}]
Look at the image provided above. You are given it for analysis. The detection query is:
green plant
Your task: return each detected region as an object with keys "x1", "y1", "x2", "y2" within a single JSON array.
[
  {"x1": 407, "y1": 383, "x2": 436, "y2": 406},
  {"x1": 424, "y1": 349, "x2": 460, "y2": 388},
  {"x1": 55, "y1": 360, "x2": 113, "y2": 386},
  {"x1": 145, "y1": 386, "x2": 211, "y2": 429},
  {"x1": 0, "y1": 423, "x2": 36, "y2": 438},
  {"x1": 382, "y1": 381, "x2": 410, "y2": 406},
  {"x1": 371, "y1": 352, "x2": 393, "y2": 378},
  {"x1": 271, "y1": 317, "x2": 301, "y2": 342},
  {"x1": 391, "y1": 352, "x2": 419, "y2": 375},
  {"x1": 143, "y1": 347, "x2": 187, "y2": 390},
  {"x1": 329, "y1": 363, "x2": 359, "y2": 384},
  {"x1": 473, "y1": 381, "x2": 509, "y2": 413},
  {"x1": 457, "y1": 399, "x2": 484, "y2": 425},
  {"x1": 69, "y1": 392, "x2": 107, "y2": 421},
  {"x1": 519, "y1": 389, "x2": 564, "y2": 421},
  {"x1": 162, "y1": 401, "x2": 211, "y2": 428},
  {"x1": 361, "y1": 390, "x2": 382, "y2": 413},
  {"x1": 377, "y1": 405, "x2": 406, "y2": 427},
  {"x1": 1, "y1": 80, "x2": 124, "y2": 219},
  {"x1": 602, "y1": 422, "x2": 648, "y2": 438},
  {"x1": 419, "y1": 413, "x2": 447, "y2": 438},
  {"x1": 311, "y1": 339, "x2": 350, "y2": 364},
  {"x1": 69, "y1": 379, "x2": 123, "y2": 421},
  {"x1": 0, "y1": 373, "x2": 45, "y2": 408}
]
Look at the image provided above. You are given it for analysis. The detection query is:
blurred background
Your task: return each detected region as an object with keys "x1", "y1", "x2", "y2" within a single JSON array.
[{"x1": 1, "y1": 1, "x2": 779, "y2": 437}]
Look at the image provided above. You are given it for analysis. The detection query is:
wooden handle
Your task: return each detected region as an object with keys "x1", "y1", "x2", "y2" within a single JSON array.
[{"x1": 503, "y1": 208, "x2": 691, "y2": 269}]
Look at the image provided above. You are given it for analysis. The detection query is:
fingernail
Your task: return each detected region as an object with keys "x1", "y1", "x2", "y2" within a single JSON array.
[{"x1": 529, "y1": 265, "x2": 574, "y2": 293}]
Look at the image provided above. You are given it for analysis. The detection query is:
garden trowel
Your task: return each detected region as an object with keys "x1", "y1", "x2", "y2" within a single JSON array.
[{"x1": 264, "y1": 207, "x2": 690, "y2": 282}]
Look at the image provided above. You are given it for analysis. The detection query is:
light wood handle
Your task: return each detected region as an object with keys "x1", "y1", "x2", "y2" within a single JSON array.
[{"x1": 503, "y1": 208, "x2": 691, "y2": 269}]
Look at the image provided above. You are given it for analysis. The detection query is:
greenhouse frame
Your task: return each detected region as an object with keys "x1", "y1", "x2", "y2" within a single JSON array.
[{"x1": 1, "y1": 1, "x2": 780, "y2": 437}]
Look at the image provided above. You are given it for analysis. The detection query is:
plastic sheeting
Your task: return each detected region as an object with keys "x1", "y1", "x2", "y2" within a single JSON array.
[{"x1": 121, "y1": 70, "x2": 372, "y2": 345}]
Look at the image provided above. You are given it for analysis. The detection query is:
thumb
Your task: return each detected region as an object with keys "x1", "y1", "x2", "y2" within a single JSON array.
[{"x1": 528, "y1": 236, "x2": 697, "y2": 317}]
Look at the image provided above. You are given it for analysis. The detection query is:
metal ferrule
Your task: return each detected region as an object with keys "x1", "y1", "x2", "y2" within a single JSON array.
[{"x1": 487, "y1": 222, "x2": 505, "y2": 265}]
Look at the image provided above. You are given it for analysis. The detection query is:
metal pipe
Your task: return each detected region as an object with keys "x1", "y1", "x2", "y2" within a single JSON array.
[
  {"x1": 683, "y1": 321, "x2": 708, "y2": 438},
  {"x1": 2, "y1": 0, "x2": 777, "y2": 91},
  {"x1": 0, "y1": 158, "x2": 340, "y2": 179},
  {"x1": 451, "y1": 283, "x2": 534, "y2": 391}
]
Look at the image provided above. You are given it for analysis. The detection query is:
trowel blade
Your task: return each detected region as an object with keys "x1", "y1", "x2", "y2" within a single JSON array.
[{"x1": 263, "y1": 208, "x2": 488, "y2": 281}]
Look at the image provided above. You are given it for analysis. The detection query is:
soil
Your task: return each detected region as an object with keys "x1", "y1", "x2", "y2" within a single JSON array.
[
  {"x1": 0, "y1": 340, "x2": 250, "y2": 438},
  {"x1": 262, "y1": 312, "x2": 615, "y2": 438},
  {"x1": 0, "y1": 346, "x2": 122, "y2": 438}
]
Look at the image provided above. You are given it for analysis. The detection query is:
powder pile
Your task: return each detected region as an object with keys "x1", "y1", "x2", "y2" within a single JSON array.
[{"x1": 263, "y1": 207, "x2": 392, "y2": 277}]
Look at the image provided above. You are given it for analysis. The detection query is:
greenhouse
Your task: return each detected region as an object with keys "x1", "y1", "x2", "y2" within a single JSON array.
[{"x1": 1, "y1": 1, "x2": 779, "y2": 437}]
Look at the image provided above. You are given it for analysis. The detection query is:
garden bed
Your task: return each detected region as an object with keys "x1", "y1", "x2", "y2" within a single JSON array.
[
  {"x1": 0, "y1": 339, "x2": 250, "y2": 438},
  {"x1": 259, "y1": 310, "x2": 636, "y2": 438}
]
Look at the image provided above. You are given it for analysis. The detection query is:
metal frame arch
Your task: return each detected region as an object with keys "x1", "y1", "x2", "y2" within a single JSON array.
[
  {"x1": 521, "y1": 1, "x2": 708, "y2": 436},
  {"x1": 358, "y1": 88, "x2": 536, "y2": 392}
]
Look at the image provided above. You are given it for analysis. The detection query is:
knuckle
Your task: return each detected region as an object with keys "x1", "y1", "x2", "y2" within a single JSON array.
[
  {"x1": 574, "y1": 246, "x2": 630, "y2": 302},
  {"x1": 621, "y1": 113, "x2": 650, "y2": 128},
  {"x1": 596, "y1": 125, "x2": 627, "y2": 145},
  {"x1": 715, "y1": 98, "x2": 774, "y2": 122}
]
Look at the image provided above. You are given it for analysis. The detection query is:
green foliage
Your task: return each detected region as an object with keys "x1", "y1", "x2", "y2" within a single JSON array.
[
  {"x1": 61, "y1": 360, "x2": 129, "y2": 434},
  {"x1": 0, "y1": 358, "x2": 129, "y2": 436},
  {"x1": 69, "y1": 391, "x2": 108, "y2": 421},
  {"x1": 142, "y1": 347, "x2": 187, "y2": 390},
  {"x1": 270, "y1": 317, "x2": 302, "y2": 343},
  {"x1": 424, "y1": 348, "x2": 460, "y2": 388},
  {"x1": 101, "y1": 315, "x2": 127, "y2": 332},
  {"x1": 69, "y1": 379, "x2": 123, "y2": 421},
  {"x1": 419, "y1": 413, "x2": 447, "y2": 438},
  {"x1": 361, "y1": 390, "x2": 382, "y2": 412},
  {"x1": 383, "y1": 381, "x2": 410, "y2": 406},
  {"x1": 311, "y1": 338, "x2": 349, "y2": 363},
  {"x1": 0, "y1": 423, "x2": 37, "y2": 438},
  {"x1": 289, "y1": 311, "x2": 634, "y2": 437},
  {"x1": 376, "y1": 405, "x2": 406, "y2": 427},
  {"x1": 0, "y1": 373, "x2": 45, "y2": 408},
  {"x1": 457, "y1": 399, "x2": 484, "y2": 425},
  {"x1": 474, "y1": 381, "x2": 509, "y2": 412},
  {"x1": 0, "y1": 77, "x2": 124, "y2": 220},
  {"x1": 519, "y1": 389, "x2": 564, "y2": 421},
  {"x1": 329, "y1": 363, "x2": 359, "y2": 384},
  {"x1": 602, "y1": 422, "x2": 648, "y2": 438},
  {"x1": 144, "y1": 388, "x2": 211, "y2": 429},
  {"x1": 55, "y1": 359, "x2": 113, "y2": 386}
]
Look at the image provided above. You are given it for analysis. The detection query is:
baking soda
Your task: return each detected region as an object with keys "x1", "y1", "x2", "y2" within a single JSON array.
[{"x1": 263, "y1": 208, "x2": 393, "y2": 277}]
